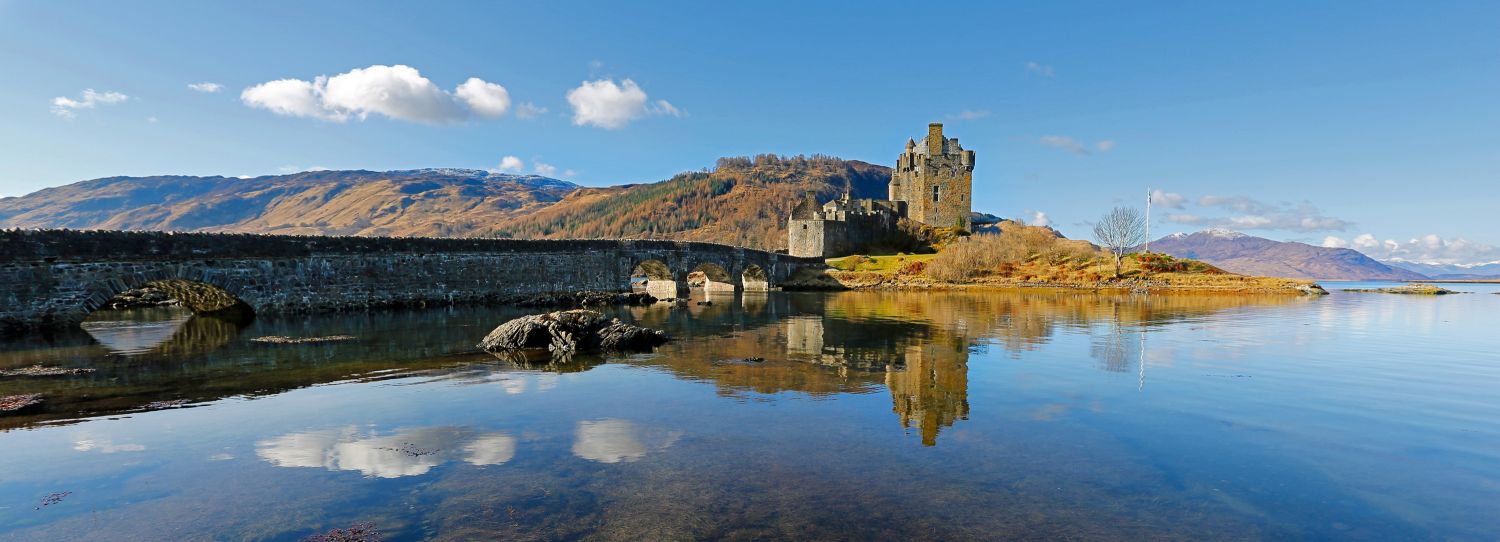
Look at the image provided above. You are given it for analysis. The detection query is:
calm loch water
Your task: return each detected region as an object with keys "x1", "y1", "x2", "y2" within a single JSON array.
[{"x1": 1, "y1": 284, "x2": 1498, "y2": 540}]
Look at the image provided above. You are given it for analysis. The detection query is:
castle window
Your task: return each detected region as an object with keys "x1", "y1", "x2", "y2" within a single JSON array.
[
  {"x1": 932, "y1": 186, "x2": 940, "y2": 202},
  {"x1": 802, "y1": 224, "x2": 808, "y2": 230}
]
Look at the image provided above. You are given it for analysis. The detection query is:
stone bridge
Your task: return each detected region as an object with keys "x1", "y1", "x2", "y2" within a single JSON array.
[{"x1": 0, "y1": 230, "x2": 823, "y2": 334}]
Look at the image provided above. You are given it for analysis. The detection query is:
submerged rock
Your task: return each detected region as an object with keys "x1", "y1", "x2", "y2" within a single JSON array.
[{"x1": 478, "y1": 309, "x2": 669, "y2": 354}]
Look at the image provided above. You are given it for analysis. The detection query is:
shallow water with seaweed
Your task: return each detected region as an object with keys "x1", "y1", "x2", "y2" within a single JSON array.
[{"x1": 1, "y1": 286, "x2": 1497, "y2": 540}]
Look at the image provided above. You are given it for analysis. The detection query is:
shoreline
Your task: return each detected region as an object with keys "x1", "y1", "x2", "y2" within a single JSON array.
[{"x1": 785, "y1": 269, "x2": 1327, "y2": 296}]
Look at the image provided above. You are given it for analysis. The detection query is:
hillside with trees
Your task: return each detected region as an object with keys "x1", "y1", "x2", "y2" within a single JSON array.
[{"x1": 489, "y1": 155, "x2": 891, "y2": 250}]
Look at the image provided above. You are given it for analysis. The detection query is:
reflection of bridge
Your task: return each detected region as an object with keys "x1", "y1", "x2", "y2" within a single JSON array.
[{"x1": 0, "y1": 230, "x2": 823, "y2": 333}]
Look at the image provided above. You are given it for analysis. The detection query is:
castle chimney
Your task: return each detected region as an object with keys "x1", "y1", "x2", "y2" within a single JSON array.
[{"x1": 927, "y1": 123, "x2": 943, "y2": 155}]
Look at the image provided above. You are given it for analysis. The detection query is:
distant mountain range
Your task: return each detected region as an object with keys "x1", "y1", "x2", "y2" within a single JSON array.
[
  {"x1": 1378, "y1": 260, "x2": 1500, "y2": 280},
  {"x1": 1144, "y1": 229, "x2": 1427, "y2": 281},
  {"x1": 0, "y1": 156, "x2": 889, "y2": 250},
  {"x1": 0, "y1": 168, "x2": 577, "y2": 238}
]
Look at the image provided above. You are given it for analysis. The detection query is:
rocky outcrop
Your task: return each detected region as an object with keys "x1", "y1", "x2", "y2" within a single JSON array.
[{"x1": 477, "y1": 310, "x2": 669, "y2": 354}]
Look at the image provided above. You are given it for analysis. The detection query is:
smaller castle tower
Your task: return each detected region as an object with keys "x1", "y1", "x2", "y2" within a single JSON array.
[{"x1": 889, "y1": 123, "x2": 975, "y2": 230}]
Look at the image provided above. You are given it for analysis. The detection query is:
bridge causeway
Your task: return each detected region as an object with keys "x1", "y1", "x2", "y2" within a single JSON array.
[{"x1": 0, "y1": 230, "x2": 822, "y2": 334}]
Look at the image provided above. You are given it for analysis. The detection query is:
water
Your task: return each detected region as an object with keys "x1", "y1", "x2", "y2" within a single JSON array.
[{"x1": 1, "y1": 285, "x2": 1497, "y2": 540}]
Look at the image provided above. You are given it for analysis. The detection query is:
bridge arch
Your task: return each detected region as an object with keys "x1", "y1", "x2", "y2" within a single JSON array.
[
  {"x1": 82, "y1": 270, "x2": 256, "y2": 324},
  {"x1": 630, "y1": 259, "x2": 680, "y2": 299},
  {"x1": 688, "y1": 262, "x2": 736, "y2": 293},
  {"x1": 742, "y1": 264, "x2": 770, "y2": 292}
]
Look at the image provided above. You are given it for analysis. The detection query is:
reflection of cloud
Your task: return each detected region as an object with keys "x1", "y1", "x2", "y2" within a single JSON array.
[
  {"x1": 572, "y1": 419, "x2": 681, "y2": 464},
  {"x1": 463, "y1": 434, "x2": 517, "y2": 466},
  {"x1": 256, "y1": 426, "x2": 516, "y2": 478},
  {"x1": 74, "y1": 438, "x2": 146, "y2": 453}
]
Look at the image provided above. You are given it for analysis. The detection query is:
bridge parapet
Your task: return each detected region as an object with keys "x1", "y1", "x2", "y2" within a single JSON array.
[{"x1": 0, "y1": 230, "x2": 824, "y2": 334}]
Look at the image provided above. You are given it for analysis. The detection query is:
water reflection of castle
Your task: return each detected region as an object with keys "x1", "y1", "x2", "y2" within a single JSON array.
[{"x1": 784, "y1": 311, "x2": 969, "y2": 447}]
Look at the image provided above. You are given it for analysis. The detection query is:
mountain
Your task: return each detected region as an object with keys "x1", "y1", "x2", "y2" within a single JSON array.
[
  {"x1": 0, "y1": 155, "x2": 890, "y2": 250},
  {"x1": 490, "y1": 155, "x2": 890, "y2": 250},
  {"x1": 1144, "y1": 229, "x2": 1428, "y2": 280},
  {"x1": 0, "y1": 169, "x2": 578, "y2": 238},
  {"x1": 1380, "y1": 260, "x2": 1500, "y2": 280}
]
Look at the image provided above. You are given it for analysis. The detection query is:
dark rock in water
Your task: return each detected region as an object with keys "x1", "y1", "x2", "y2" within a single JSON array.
[
  {"x1": 507, "y1": 291, "x2": 657, "y2": 309},
  {"x1": 715, "y1": 357, "x2": 766, "y2": 365},
  {"x1": 1, "y1": 393, "x2": 43, "y2": 413},
  {"x1": 105, "y1": 286, "x2": 180, "y2": 309},
  {"x1": 478, "y1": 309, "x2": 669, "y2": 354},
  {"x1": 696, "y1": 300, "x2": 713, "y2": 306}
]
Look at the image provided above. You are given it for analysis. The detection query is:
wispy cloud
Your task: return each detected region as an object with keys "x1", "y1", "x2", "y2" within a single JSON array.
[
  {"x1": 241, "y1": 64, "x2": 511, "y2": 124},
  {"x1": 1024, "y1": 61, "x2": 1055, "y2": 77},
  {"x1": 51, "y1": 89, "x2": 128, "y2": 119},
  {"x1": 534, "y1": 161, "x2": 558, "y2": 176},
  {"x1": 1166, "y1": 195, "x2": 1351, "y2": 232},
  {"x1": 1037, "y1": 135, "x2": 1114, "y2": 156},
  {"x1": 946, "y1": 109, "x2": 991, "y2": 121},
  {"x1": 187, "y1": 82, "x2": 223, "y2": 93},
  {"x1": 515, "y1": 102, "x2": 548, "y2": 119},
  {"x1": 1149, "y1": 189, "x2": 1185, "y2": 209}
]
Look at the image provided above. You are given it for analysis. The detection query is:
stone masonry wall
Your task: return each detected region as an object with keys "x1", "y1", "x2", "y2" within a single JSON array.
[{"x1": 0, "y1": 230, "x2": 822, "y2": 333}]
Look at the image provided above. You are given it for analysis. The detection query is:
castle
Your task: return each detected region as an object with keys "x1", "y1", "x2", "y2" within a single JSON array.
[{"x1": 788, "y1": 123, "x2": 975, "y2": 258}]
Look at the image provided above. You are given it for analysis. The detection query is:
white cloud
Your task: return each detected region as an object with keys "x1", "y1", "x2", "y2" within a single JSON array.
[
  {"x1": 1333, "y1": 233, "x2": 1500, "y2": 266},
  {"x1": 187, "y1": 82, "x2": 223, "y2": 93},
  {"x1": 567, "y1": 78, "x2": 672, "y2": 129},
  {"x1": 496, "y1": 155, "x2": 524, "y2": 172},
  {"x1": 1167, "y1": 195, "x2": 1351, "y2": 233},
  {"x1": 946, "y1": 109, "x2": 991, "y2": 121},
  {"x1": 1025, "y1": 61, "x2": 1055, "y2": 77},
  {"x1": 1322, "y1": 236, "x2": 1350, "y2": 249},
  {"x1": 454, "y1": 77, "x2": 511, "y2": 117},
  {"x1": 51, "y1": 89, "x2": 129, "y2": 118},
  {"x1": 1095, "y1": 140, "x2": 1116, "y2": 152},
  {"x1": 1150, "y1": 189, "x2": 1185, "y2": 209},
  {"x1": 562, "y1": 169, "x2": 578, "y2": 177},
  {"x1": 241, "y1": 78, "x2": 342, "y2": 120},
  {"x1": 515, "y1": 102, "x2": 548, "y2": 119},
  {"x1": 146, "y1": 116, "x2": 159, "y2": 124},
  {"x1": 1027, "y1": 210, "x2": 1051, "y2": 227},
  {"x1": 256, "y1": 426, "x2": 517, "y2": 478},
  {"x1": 241, "y1": 64, "x2": 511, "y2": 124},
  {"x1": 534, "y1": 161, "x2": 558, "y2": 176}
]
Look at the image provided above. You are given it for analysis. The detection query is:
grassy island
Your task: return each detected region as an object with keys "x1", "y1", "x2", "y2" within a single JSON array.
[{"x1": 787, "y1": 222, "x2": 1326, "y2": 296}]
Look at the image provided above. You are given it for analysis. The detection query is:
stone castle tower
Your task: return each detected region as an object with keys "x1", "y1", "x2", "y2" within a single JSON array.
[{"x1": 889, "y1": 123, "x2": 975, "y2": 230}]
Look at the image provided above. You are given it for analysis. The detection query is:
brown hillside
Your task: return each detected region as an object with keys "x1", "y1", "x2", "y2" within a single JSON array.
[{"x1": 490, "y1": 155, "x2": 892, "y2": 250}]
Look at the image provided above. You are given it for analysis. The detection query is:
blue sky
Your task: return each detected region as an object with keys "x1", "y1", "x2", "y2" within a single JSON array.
[{"x1": 2, "y1": 1, "x2": 1497, "y2": 263}]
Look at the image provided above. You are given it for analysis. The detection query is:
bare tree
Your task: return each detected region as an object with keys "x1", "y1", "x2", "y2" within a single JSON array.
[{"x1": 1093, "y1": 206, "x2": 1146, "y2": 277}]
